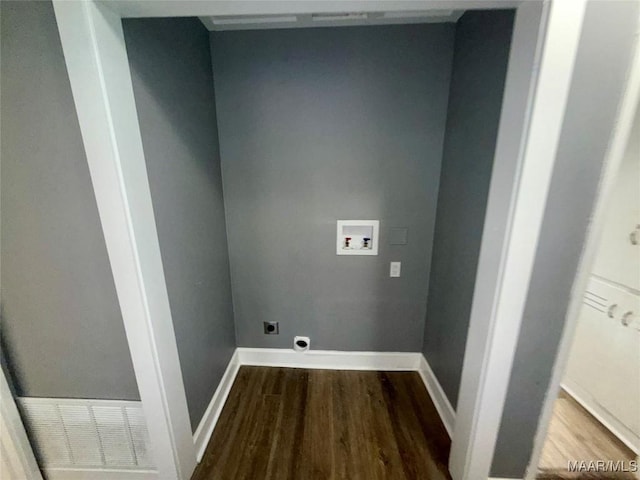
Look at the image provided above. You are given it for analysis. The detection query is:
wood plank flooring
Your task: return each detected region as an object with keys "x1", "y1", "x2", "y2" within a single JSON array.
[
  {"x1": 191, "y1": 367, "x2": 452, "y2": 480},
  {"x1": 537, "y1": 390, "x2": 636, "y2": 479}
]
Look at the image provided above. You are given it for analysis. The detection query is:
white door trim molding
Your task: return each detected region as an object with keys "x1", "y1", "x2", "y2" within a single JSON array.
[
  {"x1": 523, "y1": 12, "x2": 640, "y2": 480},
  {"x1": 102, "y1": 0, "x2": 520, "y2": 19},
  {"x1": 0, "y1": 369, "x2": 43, "y2": 480},
  {"x1": 450, "y1": 1, "x2": 589, "y2": 479},
  {"x1": 52, "y1": 2, "x2": 195, "y2": 479}
]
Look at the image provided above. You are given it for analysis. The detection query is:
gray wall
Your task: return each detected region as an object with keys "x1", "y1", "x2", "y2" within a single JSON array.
[
  {"x1": 122, "y1": 17, "x2": 236, "y2": 431},
  {"x1": 0, "y1": 0, "x2": 139, "y2": 400},
  {"x1": 211, "y1": 25, "x2": 454, "y2": 351},
  {"x1": 422, "y1": 10, "x2": 514, "y2": 407},
  {"x1": 491, "y1": 2, "x2": 640, "y2": 476}
]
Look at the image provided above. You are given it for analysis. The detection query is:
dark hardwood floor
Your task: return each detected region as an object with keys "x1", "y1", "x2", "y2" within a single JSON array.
[{"x1": 192, "y1": 366, "x2": 452, "y2": 480}]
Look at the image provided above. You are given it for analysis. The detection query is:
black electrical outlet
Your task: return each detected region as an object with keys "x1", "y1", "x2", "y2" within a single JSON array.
[{"x1": 263, "y1": 321, "x2": 279, "y2": 335}]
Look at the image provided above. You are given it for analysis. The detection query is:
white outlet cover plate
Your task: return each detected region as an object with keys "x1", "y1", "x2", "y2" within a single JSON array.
[
  {"x1": 294, "y1": 336, "x2": 310, "y2": 352},
  {"x1": 390, "y1": 261, "x2": 401, "y2": 277}
]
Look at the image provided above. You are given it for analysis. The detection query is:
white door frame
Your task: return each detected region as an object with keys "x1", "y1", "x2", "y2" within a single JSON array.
[
  {"x1": 51, "y1": 1, "x2": 590, "y2": 479},
  {"x1": 449, "y1": 1, "x2": 591, "y2": 478},
  {"x1": 523, "y1": 11, "x2": 640, "y2": 480},
  {"x1": 51, "y1": 2, "x2": 196, "y2": 479},
  {"x1": 0, "y1": 368, "x2": 43, "y2": 480}
]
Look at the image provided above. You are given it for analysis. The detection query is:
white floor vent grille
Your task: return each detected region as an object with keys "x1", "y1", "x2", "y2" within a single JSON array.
[{"x1": 18, "y1": 397, "x2": 155, "y2": 471}]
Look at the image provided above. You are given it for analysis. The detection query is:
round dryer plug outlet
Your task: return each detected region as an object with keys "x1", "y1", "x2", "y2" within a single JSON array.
[{"x1": 294, "y1": 336, "x2": 310, "y2": 352}]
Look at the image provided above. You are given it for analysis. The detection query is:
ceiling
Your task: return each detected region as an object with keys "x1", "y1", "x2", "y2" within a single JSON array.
[{"x1": 199, "y1": 9, "x2": 465, "y2": 31}]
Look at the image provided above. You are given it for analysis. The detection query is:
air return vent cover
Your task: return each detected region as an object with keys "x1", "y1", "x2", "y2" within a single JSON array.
[{"x1": 18, "y1": 397, "x2": 155, "y2": 471}]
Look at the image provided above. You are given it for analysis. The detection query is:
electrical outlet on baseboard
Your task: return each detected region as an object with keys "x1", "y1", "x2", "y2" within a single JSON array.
[{"x1": 294, "y1": 336, "x2": 310, "y2": 352}]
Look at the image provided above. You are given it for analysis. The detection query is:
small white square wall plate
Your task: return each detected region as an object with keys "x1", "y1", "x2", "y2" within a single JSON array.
[{"x1": 336, "y1": 220, "x2": 379, "y2": 255}]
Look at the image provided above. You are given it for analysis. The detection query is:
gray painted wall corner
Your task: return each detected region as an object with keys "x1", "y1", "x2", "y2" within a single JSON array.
[
  {"x1": 422, "y1": 9, "x2": 515, "y2": 407},
  {"x1": 122, "y1": 16, "x2": 236, "y2": 430}
]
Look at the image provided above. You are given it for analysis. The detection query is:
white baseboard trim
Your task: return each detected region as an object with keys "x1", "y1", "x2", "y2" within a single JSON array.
[
  {"x1": 236, "y1": 347, "x2": 422, "y2": 371},
  {"x1": 562, "y1": 381, "x2": 640, "y2": 454},
  {"x1": 417, "y1": 354, "x2": 456, "y2": 437},
  {"x1": 44, "y1": 468, "x2": 157, "y2": 480},
  {"x1": 193, "y1": 350, "x2": 240, "y2": 462}
]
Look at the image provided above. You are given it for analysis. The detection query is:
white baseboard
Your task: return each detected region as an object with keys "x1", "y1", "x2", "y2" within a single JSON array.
[
  {"x1": 193, "y1": 350, "x2": 240, "y2": 462},
  {"x1": 417, "y1": 354, "x2": 456, "y2": 437},
  {"x1": 44, "y1": 468, "x2": 157, "y2": 480},
  {"x1": 562, "y1": 381, "x2": 640, "y2": 454},
  {"x1": 236, "y1": 347, "x2": 421, "y2": 371}
]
